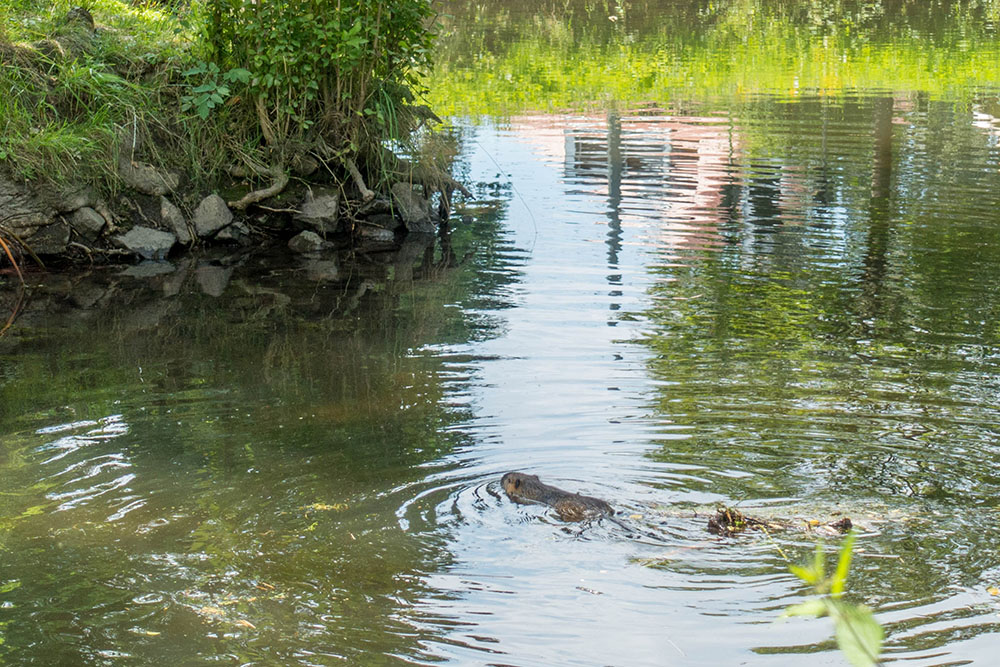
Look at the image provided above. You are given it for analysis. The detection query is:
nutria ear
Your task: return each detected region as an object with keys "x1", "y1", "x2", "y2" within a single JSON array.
[{"x1": 514, "y1": 478, "x2": 521, "y2": 489}]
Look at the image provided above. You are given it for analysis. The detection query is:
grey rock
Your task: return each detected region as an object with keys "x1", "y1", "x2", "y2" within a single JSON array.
[
  {"x1": 28, "y1": 221, "x2": 71, "y2": 254},
  {"x1": 55, "y1": 186, "x2": 97, "y2": 212},
  {"x1": 358, "y1": 195, "x2": 393, "y2": 216},
  {"x1": 291, "y1": 154, "x2": 319, "y2": 177},
  {"x1": 193, "y1": 194, "x2": 233, "y2": 237},
  {"x1": 123, "y1": 300, "x2": 177, "y2": 332},
  {"x1": 303, "y1": 259, "x2": 339, "y2": 282},
  {"x1": 215, "y1": 221, "x2": 250, "y2": 243},
  {"x1": 195, "y1": 263, "x2": 233, "y2": 297},
  {"x1": 70, "y1": 284, "x2": 108, "y2": 309},
  {"x1": 118, "y1": 159, "x2": 180, "y2": 196},
  {"x1": 121, "y1": 261, "x2": 176, "y2": 278},
  {"x1": 391, "y1": 181, "x2": 435, "y2": 233},
  {"x1": 0, "y1": 176, "x2": 55, "y2": 233},
  {"x1": 69, "y1": 206, "x2": 105, "y2": 240},
  {"x1": 287, "y1": 230, "x2": 326, "y2": 255},
  {"x1": 294, "y1": 188, "x2": 340, "y2": 234},
  {"x1": 116, "y1": 226, "x2": 176, "y2": 260},
  {"x1": 160, "y1": 197, "x2": 191, "y2": 244}
]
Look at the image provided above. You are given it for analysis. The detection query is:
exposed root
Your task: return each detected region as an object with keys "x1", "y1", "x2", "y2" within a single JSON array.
[
  {"x1": 345, "y1": 157, "x2": 375, "y2": 202},
  {"x1": 0, "y1": 229, "x2": 27, "y2": 339},
  {"x1": 390, "y1": 150, "x2": 473, "y2": 199},
  {"x1": 228, "y1": 165, "x2": 289, "y2": 210},
  {"x1": 255, "y1": 95, "x2": 277, "y2": 147},
  {"x1": 0, "y1": 232, "x2": 24, "y2": 284}
]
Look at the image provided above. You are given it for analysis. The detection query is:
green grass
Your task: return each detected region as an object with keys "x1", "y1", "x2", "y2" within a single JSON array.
[{"x1": 0, "y1": 1, "x2": 198, "y2": 187}]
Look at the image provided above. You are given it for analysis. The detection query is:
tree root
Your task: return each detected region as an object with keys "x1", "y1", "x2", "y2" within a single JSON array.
[
  {"x1": 345, "y1": 157, "x2": 375, "y2": 202},
  {"x1": 228, "y1": 165, "x2": 289, "y2": 211}
]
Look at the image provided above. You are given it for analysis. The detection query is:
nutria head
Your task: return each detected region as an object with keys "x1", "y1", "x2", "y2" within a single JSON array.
[{"x1": 501, "y1": 471, "x2": 538, "y2": 496}]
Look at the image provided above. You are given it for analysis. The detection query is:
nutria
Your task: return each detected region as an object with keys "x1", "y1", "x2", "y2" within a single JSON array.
[{"x1": 501, "y1": 472, "x2": 613, "y2": 522}]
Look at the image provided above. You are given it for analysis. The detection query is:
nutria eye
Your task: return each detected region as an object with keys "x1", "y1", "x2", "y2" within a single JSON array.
[{"x1": 515, "y1": 479, "x2": 520, "y2": 489}]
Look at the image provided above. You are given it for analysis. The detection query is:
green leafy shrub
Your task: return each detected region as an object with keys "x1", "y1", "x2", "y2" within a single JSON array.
[
  {"x1": 198, "y1": 0, "x2": 436, "y2": 176},
  {"x1": 180, "y1": 61, "x2": 250, "y2": 119}
]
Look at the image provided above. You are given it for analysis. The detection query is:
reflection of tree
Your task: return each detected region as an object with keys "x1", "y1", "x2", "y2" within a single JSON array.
[
  {"x1": 640, "y1": 92, "x2": 1000, "y2": 506},
  {"x1": 857, "y1": 95, "x2": 895, "y2": 336},
  {"x1": 605, "y1": 111, "x2": 624, "y2": 270}
]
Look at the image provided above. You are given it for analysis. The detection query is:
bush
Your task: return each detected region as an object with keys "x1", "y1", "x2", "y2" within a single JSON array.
[{"x1": 197, "y1": 0, "x2": 436, "y2": 172}]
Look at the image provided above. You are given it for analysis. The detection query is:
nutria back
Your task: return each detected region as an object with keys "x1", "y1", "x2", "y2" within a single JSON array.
[{"x1": 501, "y1": 472, "x2": 613, "y2": 522}]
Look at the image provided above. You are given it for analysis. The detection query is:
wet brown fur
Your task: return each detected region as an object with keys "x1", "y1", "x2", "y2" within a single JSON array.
[{"x1": 501, "y1": 472, "x2": 613, "y2": 522}]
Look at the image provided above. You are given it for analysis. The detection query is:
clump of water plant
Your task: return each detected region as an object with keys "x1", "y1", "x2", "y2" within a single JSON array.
[{"x1": 783, "y1": 531, "x2": 883, "y2": 667}]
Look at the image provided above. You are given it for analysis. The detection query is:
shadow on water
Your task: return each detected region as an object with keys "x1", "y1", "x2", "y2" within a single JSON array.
[{"x1": 0, "y1": 202, "x2": 531, "y2": 664}]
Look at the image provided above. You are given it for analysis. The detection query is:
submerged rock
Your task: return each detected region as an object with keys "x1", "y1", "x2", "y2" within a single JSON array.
[
  {"x1": 288, "y1": 230, "x2": 326, "y2": 255},
  {"x1": 116, "y1": 226, "x2": 176, "y2": 260},
  {"x1": 193, "y1": 194, "x2": 234, "y2": 237},
  {"x1": 121, "y1": 261, "x2": 176, "y2": 278},
  {"x1": 303, "y1": 258, "x2": 339, "y2": 281},
  {"x1": 195, "y1": 263, "x2": 233, "y2": 297}
]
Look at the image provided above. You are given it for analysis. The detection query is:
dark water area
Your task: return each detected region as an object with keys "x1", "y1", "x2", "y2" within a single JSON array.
[{"x1": 3, "y1": 1, "x2": 1000, "y2": 664}]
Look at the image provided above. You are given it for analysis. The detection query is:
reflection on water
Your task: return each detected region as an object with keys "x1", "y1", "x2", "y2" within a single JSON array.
[{"x1": 3, "y1": 2, "x2": 1000, "y2": 665}]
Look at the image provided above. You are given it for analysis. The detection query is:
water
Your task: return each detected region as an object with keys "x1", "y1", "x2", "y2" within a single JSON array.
[{"x1": 4, "y1": 1, "x2": 1000, "y2": 664}]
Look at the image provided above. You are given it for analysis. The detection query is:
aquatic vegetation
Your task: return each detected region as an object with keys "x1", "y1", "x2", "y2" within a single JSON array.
[{"x1": 783, "y1": 532, "x2": 884, "y2": 667}]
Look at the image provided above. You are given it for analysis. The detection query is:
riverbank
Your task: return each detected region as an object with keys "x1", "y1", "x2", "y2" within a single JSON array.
[{"x1": 0, "y1": 2, "x2": 463, "y2": 271}]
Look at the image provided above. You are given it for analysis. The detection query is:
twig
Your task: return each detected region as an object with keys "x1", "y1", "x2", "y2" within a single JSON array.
[
  {"x1": 68, "y1": 241, "x2": 94, "y2": 265},
  {"x1": 68, "y1": 242, "x2": 131, "y2": 257},
  {"x1": 255, "y1": 205, "x2": 300, "y2": 214}
]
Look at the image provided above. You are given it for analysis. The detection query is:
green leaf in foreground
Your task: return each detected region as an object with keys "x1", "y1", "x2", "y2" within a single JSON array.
[
  {"x1": 783, "y1": 531, "x2": 883, "y2": 666},
  {"x1": 832, "y1": 601, "x2": 884, "y2": 667}
]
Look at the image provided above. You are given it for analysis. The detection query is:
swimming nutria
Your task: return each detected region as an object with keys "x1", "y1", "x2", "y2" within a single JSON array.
[{"x1": 501, "y1": 472, "x2": 613, "y2": 522}]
